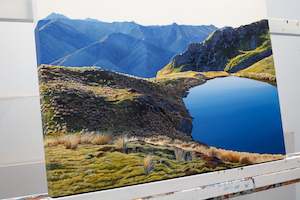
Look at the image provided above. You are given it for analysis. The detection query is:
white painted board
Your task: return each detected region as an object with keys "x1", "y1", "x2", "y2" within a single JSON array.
[{"x1": 0, "y1": 0, "x2": 33, "y2": 22}]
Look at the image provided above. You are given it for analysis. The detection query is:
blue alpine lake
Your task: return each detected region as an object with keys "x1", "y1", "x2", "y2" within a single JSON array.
[{"x1": 183, "y1": 76, "x2": 286, "y2": 154}]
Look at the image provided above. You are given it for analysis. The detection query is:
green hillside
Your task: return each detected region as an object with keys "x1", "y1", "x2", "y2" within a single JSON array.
[
  {"x1": 40, "y1": 65, "x2": 282, "y2": 197},
  {"x1": 158, "y1": 20, "x2": 276, "y2": 84},
  {"x1": 225, "y1": 34, "x2": 271, "y2": 72},
  {"x1": 235, "y1": 56, "x2": 276, "y2": 84},
  {"x1": 239, "y1": 55, "x2": 275, "y2": 75}
]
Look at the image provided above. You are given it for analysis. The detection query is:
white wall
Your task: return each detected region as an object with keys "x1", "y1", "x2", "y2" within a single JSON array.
[
  {"x1": 0, "y1": 20, "x2": 48, "y2": 199},
  {"x1": 236, "y1": 0, "x2": 300, "y2": 199},
  {"x1": 0, "y1": 0, "x2": 299, "y2": 199},
  {"x1": 267, "y1": 0, "x2": 300, "y2": 154},
  {"x1": 0, "y1": 0, "x2": 33, "y2": 22}
]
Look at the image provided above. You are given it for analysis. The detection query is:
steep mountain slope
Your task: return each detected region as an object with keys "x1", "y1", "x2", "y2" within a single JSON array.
[
  {"x1": 35, "y1": 20, "x2": 93, "y2": 64},
  {"x1": 159, "y1": 20, "x2": 272, "y2": 76},
  {"x1": 36, "y1": 13, "x2": 217, "y2": 77},
  {"x1": 52, "y1": 33, "x2": 174, "y2": 77},
  {"x1": 51, "y1": 33, "x2": 135, "y2": 71}
]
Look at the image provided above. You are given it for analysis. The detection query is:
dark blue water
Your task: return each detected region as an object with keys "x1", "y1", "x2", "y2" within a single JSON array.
[{"x1": 183, "y1": 76, "x2": 285, "y2": 154}]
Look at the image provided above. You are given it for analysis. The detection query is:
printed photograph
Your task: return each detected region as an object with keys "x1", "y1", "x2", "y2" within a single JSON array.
[{"x1": 35, "y1": 0, "x2": 286, "y2": 197}]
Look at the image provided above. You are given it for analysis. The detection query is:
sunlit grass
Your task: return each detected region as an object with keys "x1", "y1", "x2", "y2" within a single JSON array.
[
  {"x1": 201, "y1": 71, "x2": 230, "y2": 79},
  {"x1": 45, "y1": 143, "x2": 212, "y2": 197},
  {"x1": 225, "y1": 40, "x2": 271, "y2": 72},
  {"x1": 156, "y1": 70, "x2": 202, "y2": 80},
  {"x1": 45, "y1": 135, "x2": 283, "y2": 197},
  {"x1": 239, "y1": 56, "x2": 275, "y2": 75},
  {"x1": 45, "y1": 133, "x2": 113, "y2": 149}
]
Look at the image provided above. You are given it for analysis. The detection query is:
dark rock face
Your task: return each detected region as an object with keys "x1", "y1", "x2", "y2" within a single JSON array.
[
  {"x1": 39, "y1": 65, "x2": 200, "y2": 140},
  {"x1": 178, "y1": 118, "x2": 193, "y2": 134},
  {"x1": 168, "y1": 20, "x2": 271, "y2": 73}
]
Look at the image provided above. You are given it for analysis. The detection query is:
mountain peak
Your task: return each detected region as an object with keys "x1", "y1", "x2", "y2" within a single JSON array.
[
  {"x1": 45, "y1": 13, "x2": 69, "y2": 20},
  {"x1": 160, "y1": 20, "x2": 271, "y2": 74}
]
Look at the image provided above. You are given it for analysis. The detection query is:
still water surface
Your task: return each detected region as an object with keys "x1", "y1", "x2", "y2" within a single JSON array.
[{"x1": 183, "y1": 76, "x2": 285, "y2": 154}]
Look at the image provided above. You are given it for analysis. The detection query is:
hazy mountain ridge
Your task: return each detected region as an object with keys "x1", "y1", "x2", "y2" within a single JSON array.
[
  {"x1": 35, "y1": 19, "x2": 94, "y2": 65},
  {"x1": 36, "y1": 13, "x2": 217, "y2": 77}
]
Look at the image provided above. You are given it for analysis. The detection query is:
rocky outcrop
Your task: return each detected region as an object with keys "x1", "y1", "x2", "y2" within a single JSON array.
[
  {"x1": 39, "y1": 65, "x2": 204, "y2": 140},
  {"x1": 160, "y1": 20, "x2": 272, "y2": 74}
]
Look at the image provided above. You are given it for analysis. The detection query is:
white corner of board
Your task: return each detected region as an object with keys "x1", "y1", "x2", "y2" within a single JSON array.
[
  {"x1": 0, "y1": 0, "x2": 34, "y2": 22},
  {"x1": 269, "y1": 18, "x2": 300, "y2": 36}
]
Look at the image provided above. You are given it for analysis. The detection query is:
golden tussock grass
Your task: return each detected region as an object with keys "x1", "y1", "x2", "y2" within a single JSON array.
[
  {"x1": 80, "y1": 133, "x2": 94, "y2": 144},
  {"x1": 114, "y1": 136, "x2": 128, "y2": 151},
  {"x1": 45, "y1": 133, "x2": 113, "y2": 150},
  {"x1": 63, "y1": 135, "x2": 80, "y2": 150},
  {"x1": 145, "y1": 136, "x2": 283, "y2": 165},
  {"x1": 91, "y1": 134, "x2": 113, "y2": 145},
  {"x1": 210, "y1": 147, "x2": 283, "y2": 164},
  {"x1": 45, "y1": 133, "x2": 283, "y2": 164},
  {"x1": 174, "y1": 147, "x2": 186, "y2": 161},
  {"x1": 144, "y1": 155, "x2": 154, "y2": 175}
]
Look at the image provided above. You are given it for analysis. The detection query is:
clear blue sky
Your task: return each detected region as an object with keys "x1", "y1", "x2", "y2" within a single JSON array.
[{"x1": 37, "y1": 0, "x2": 268, "y2": 27}]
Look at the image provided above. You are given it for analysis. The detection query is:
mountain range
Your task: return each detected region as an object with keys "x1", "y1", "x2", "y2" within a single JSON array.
[
  {"x1": 35, "y1": 13, "x2": 217, "y2": 77},
  {"x1": 159, "y1": 20, "x2": 272, "y2": 76}
]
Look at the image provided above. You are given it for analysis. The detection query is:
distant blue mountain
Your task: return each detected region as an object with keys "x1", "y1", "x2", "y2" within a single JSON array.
[
  {"x1": 36, "y1": 20, "x2": 93, "y2": 64},
  {"x1": 45, "y1": 13, "x2": 69, "y2": 20},
  {"x1": 35, "y1": 13, "x2": 217, "y2": 77},
  {"x1": 52, "y1": 33, "x2": 174, "y2": 77}
]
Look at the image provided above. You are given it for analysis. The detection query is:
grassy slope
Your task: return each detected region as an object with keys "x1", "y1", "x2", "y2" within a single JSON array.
[
  {"x1": 45, "y1": 134, "x2": 282, "y2": 197},
  {"x1": 41, "y1": 65, "x2": 283, "y2": 197},
  {"x1": 225, "y1": 37, "x2": 271, "y2": 72},
  {"x1": 234, "y1": 55, "x2": 276, "y2": 84},
  {"x1": 157, "y1": 27, "x2": 275, "y2": 84},
  {"x1": 239, "y1": 55, "x2": 275, "y2": 74},
  {"x1": 157, "y1": 63, "x2": 192, "y2": 77},
  {"x1": 46, "y1": 142, "x2": 236, "y2": 197},
  {"x1": 158, "y1": 54, "x2": 276, "y2": 84},
  {"x1": 156, "y1": 71, "x2": 202, "y2": 80}
]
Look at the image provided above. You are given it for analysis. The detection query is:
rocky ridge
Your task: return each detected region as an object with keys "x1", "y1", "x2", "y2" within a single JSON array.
[{"x1": 159, "y1": 20, "x2": 272, "y2": 75}]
